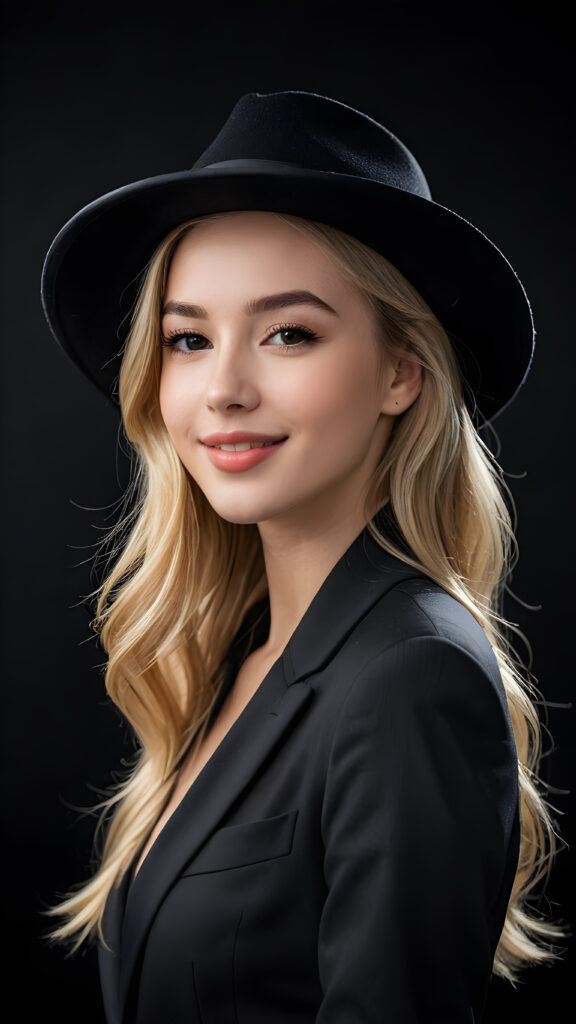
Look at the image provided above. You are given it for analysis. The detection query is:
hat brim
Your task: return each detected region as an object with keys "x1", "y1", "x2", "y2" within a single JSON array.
[{"x1": 41, "y1": 162, "x2": 534, "y2": 422}]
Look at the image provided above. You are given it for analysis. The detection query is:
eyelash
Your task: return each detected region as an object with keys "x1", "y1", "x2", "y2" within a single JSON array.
[{"x1": 161, "y1": 322, "x2": 320, "y2": 355}]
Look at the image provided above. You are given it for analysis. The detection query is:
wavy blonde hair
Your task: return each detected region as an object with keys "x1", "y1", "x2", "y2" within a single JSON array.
[{"x1": 48, "y1": 212, "x2": 562, "y2": 980}]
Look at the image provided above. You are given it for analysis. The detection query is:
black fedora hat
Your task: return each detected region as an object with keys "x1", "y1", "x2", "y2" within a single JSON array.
[{"x1": 41, "y1": 90, "x2": 534, "y2": 422}]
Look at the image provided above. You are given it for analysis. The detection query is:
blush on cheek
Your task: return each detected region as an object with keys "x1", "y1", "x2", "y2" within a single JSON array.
[{"x1": 159, "y1": 377, "x2": 191, "y2": 436}]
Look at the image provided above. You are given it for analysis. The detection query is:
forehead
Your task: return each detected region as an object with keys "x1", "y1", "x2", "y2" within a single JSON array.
[{"x1": 165, "y1": 212, "x2": 355, "y2": 300}]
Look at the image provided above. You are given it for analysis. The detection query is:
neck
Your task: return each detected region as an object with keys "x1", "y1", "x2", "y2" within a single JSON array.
[{"x1": 257, "y1": 501, "x2": 376, "y2": 657}]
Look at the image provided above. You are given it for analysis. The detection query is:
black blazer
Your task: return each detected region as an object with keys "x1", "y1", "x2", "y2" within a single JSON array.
[{"x1": 99, "y1": 521, "x2": 519, "y2": 1023}]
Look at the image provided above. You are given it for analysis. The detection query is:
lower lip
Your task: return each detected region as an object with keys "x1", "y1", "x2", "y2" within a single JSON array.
[{"x1": 202, "y1": 440, "x2": 287, "y2": 473}]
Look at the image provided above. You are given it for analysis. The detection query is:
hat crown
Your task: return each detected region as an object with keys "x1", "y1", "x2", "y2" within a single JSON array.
[{"x1": 194, "y1": 91, "x2": 432, "y2": 200}]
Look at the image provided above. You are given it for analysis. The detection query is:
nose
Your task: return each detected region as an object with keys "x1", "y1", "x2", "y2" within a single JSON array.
[{"x1": 205, "y1": 342, "x2": 260, "y2": 414}]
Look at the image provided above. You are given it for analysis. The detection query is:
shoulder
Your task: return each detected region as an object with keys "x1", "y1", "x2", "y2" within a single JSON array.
[
  {"x1": 323, "y1": 573, "x2": 518, "y2": 818},
  {"x1": 331, "y1": 572, "x2": 510, "y2": 730},
  {"x1": 353, "y1": 572, "x2": 500, "y2": 680}
]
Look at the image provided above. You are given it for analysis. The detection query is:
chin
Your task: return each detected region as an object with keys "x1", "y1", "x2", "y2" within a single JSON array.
[
  {"x1": 214, "y1": 508, "x2": 262, "y2": 526},
  {"x1": 203, "y1": 492, "x2": 295, "y2": 527},
  {"x1": 200, "y1": 494, "x2": 267, "y2": 526}
]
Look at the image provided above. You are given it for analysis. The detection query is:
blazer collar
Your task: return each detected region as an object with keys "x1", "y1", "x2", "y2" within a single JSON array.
[
  {"x1": 103, "y1": 510, "x2": 423, "y2": 1021},
  {"x1": 283, "y1": 510, "x2": 420, "y2": 685}
]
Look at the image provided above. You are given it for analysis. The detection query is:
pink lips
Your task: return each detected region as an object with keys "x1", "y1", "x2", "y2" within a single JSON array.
[{"x1": 201, "y1": 432, "x2": 288, "y2": 473}]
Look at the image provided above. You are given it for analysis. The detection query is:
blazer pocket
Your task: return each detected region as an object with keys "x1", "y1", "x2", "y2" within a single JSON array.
[{"x1": 181, "y1": 809, "x2": 299, "y2": 876}]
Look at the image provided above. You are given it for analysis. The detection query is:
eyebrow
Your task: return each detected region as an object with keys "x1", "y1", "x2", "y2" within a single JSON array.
[{"x1": 162, "y1": 290, "x2": 338, "y2": 319}]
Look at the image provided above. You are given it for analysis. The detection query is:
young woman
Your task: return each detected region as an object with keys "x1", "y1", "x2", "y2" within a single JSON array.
[{"x1": 42, "y1": 91, "x2": 561, "y2": 1023}]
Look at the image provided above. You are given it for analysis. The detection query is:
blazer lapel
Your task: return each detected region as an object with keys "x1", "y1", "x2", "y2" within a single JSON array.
[{"x1": 118, "y1": 659, "x2": 313, "y2": 1019}]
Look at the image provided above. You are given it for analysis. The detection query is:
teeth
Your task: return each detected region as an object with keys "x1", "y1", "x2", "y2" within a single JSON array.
[{"x1": 215, "y1": 440, "x2": 279, "y2": 451}]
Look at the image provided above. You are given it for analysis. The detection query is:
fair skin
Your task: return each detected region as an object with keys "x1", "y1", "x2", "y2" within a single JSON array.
[{"x1": 134, "y1": 212, "x2": 422, "y2": 876}]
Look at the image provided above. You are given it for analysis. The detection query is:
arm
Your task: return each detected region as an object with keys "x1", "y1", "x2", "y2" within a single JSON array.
[{"x1": 317, "y1": 635, "x2": 519, "y2": 1023}]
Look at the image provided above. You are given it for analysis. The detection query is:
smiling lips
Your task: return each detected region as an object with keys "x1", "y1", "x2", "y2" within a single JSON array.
[
  {"x1": 216, "y1": 439, "x2": 279, "y2": 451},
  {"x1": 201, "y1": 432, "x2": 288, "y2": 472}
]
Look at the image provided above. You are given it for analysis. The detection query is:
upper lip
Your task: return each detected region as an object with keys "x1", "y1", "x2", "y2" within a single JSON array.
[{"x1": 201, "y1": 431, "x2": 287, "y2": 446}]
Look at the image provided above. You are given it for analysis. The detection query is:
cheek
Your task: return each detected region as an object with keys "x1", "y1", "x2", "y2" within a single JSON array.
[
  {"x1": 159, "y1": 370, "x2": 198, "y2": 439},
  {"x1": 158, "y1": 386, "x2": 179, "y2": 440},
  {"x1": 285, "y1": 350, "x2": 383, "y2": 436}
]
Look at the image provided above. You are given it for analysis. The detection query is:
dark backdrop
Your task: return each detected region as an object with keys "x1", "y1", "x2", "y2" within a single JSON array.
[{"x1": 1, "y1": 2, "x2": 573, "y2": 1020}]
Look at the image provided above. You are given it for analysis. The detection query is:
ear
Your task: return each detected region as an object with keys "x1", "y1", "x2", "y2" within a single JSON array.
[{"x1": 380, "y1": 356, "x2": 423, "y2": 415}]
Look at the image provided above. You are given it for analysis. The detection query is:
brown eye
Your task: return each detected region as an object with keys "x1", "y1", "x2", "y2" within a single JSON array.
[
  {"x1": 265, "y1": 327, "x2": 317, "y2": 347},
  {"x1": 162, "y1": 332, "x2": 211, "y2": 352}
]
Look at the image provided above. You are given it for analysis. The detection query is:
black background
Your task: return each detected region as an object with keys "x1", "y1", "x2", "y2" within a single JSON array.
[{"x1": 1, "y1": 2, "x2": 573, "y2": 1020}]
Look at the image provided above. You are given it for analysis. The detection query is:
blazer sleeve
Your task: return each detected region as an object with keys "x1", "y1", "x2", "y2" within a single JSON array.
[{"x1": 317, "y1": 634, "x2": 520, "y2": 1023}]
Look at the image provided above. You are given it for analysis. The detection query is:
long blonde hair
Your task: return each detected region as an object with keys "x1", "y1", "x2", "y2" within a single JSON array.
[{"x1": 48, "y1": 212, "x2": 562, "y2": 980}]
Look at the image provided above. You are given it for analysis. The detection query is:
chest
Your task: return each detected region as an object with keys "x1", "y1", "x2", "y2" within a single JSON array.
[{"x1": 133, "y1": 647, "x2": 281, "y2": 879}]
